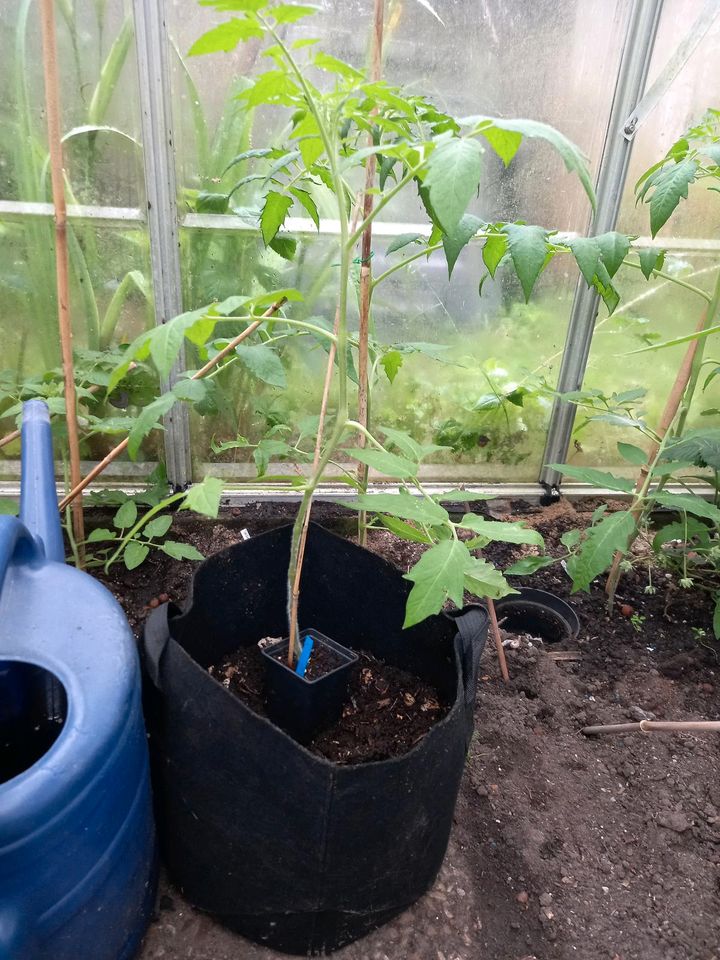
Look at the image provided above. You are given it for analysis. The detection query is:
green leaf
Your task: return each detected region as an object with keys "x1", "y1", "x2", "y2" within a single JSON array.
[
  {"x1": 124, "y1": 541, "x2": 149, "y2": 570},
  {"x1": 568, "y1": 236, "x2": 601, "y2": 286},
  {"x1": 260, "y1": 190, "x2": 293, "y2": 246},
  {"x1": 221, "y1": 147, "x2": 276, "y2": 177},
  {"x1": 653, "y1": 518, "x2": 709, "y2": 553},
  {"x1": 647, "y1": 158, "x2": 698, "y2": 236},
  {"x1": 650, "y1": 492, "x2": 720, "y2": 524},
  {"x1": 143, "y1": 515, "x2": 173, "y2": 539},
  {"x1": 172, "y1": 379, "x2": 209, "y2": 404},
  {"x1": 479, "y1": 124, "x2": 523, "y2": 166},
  {"x1": 617, "y1": 441, "x2": 647, "y2": 466},
  {"x1": 458, "y1": 514, "x2": 545, "y2": 547},
  {"x1": 638, "y1": 248, "x2": 665, "y2": 280},
  {"x1": 312, "y1": 51, "x2": 363, "y2": 79},
  {"x1": 403, "y1": 539, "x2": 469, "y2": 627},
  {"x1": 188, "y1": 18, "x2": 263, "y2": 57},
  {"x1": 289, "y1": 187, "x2": 319, "y2": 230},
  {"x1": 560, "y1": 529, "x2": 581, "y2": 548},
  {"x1": 380, "y1": 349, "x2": 403, "y2": 383},
  {"x1": 547, "y1": 463, "x2": 634, "y2": 493},
  {"x1": 463, "y1": 556, "x2": 516, "y2": 601},
  {"x1": 566, "y1": 511, "x2": 636, "y2": 592},
  {"x1": 424, "y1": 137, "x2": 483, "y2": 233},
  {"x1": 160, "y1": 541, "x2": 206, "y2": 561},
  {"x1": 714, "y1": 595, "x2": 720, "y2": 641},
  {"x1": 482, "y1": 233, "x2": 507, "y2": 277},
  {"x1": 386, "y1": 233, "x2": 424, "y2": 255},
  {"x1": 86, "y1": 527, "x2": 115, "y2": 543},
  {"x1": 505, "y1": 555, "x2": 555, "y2": 576},
  {"x1": 595, "y1": 232, "x2": 630, "y2": 278},
  {"x1": 433, "y1": 490, "x2": 495, "y2": 503},
  {"x1": 378, "y1": 515, "x2": 433, "y2": 544},
  {"x1": 114, "y1": 499, "x2": 138, "y2": 529},
  {"x1": 181, "y1": 476, "x2": 224, "y2": 518},
  {"x1": 272, "y1": 3, "x2": 319, "y2": 24},
  {"x1": 235, "y1": 343, "x2": 286, "y2": 387},
  {"x1": 442, "y1": 214, "x2": 482, "y2": 278},
  {"x1": 269, "y1": 234, "x2": 297, "y2": 260},
  {"x1": 347, "y1": 448, "x2": 419, "y2": 480},
  {"x1": 379, "y1": 426, "x2": 447, "y2": 462},
  {"x1": 503, "y1": 224, "x2": 548, "y2": 301},
  {"x1": 662, "y1": 429, "x2": 720, "y2": 470},
  {"x1": 196, "y1": 191, "x2": 229, "y2": 214},
  {"x1": 342, "y1": 492, "x2": 449, "y2": 526},
  {"x1": 128, "y1": 393, "x2": 176, "y2": 460}
]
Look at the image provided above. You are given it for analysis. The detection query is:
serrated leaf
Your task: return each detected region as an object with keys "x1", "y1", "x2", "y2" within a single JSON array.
[
  {"x1": 386, "y1": 233, "x2": 424, "y2": 255},
  {"x1": 113, "y1": 499, "x2": 138, "y2": 529},
  {"x1": 235, "y1": 343, "x2": 286, "y2": 387},
  {"x1": 505, "y1": 555, "x2": 555, "y2": 576},
  {"x1": 433, "y1": 490, "x2": 495, "y2": 503},
  {"x1": 568, "y1": 236, "x2": 601, "y2": 286},
  {"x1": 380, "y1": 349, "x2": 403, "y2": 383},
  {"x1": 638, "y1": 247, "x2": 665, "y2": 279},
  {"x1": 128, "y1": 393, "x2": 176, "y2": 460},
  {"x1": 144, "y1": 514, "x2": 173, "y2": 539},
  {"x1": 458, "y1": 515, "x2": 545, "y2": 547},
  {"x1": 380, "y1": 426, "x2": 447, "y2": 461},
  {"x1": 272, "y1": 3, "x2": 319, "y2": 24},
  {"x1": 560, "y1": 528, "x2": 581, "y2": 548},
  {"x1": 196, "y1": 191, "x2": 229, "y2": 214},
  {"x1": 482, "y1": 233, "x2": 507, "y2": 277},
  {"x1": 172, "y1": 379, "x2": 209, "y2": 403},
  {"x1": 347, "y1": 448, "x2": 418, "y2": 479},
  {"x1": 547, "y1": 463, "x2": 634, "y2": 492},
  {"x1": 424, "y1": 137, "x2": 483, "y2": 234},
  {"x1": 503, "y1": 223, "x2": 548, "y2": 301},
  {"x1": 378, "y1": 515, "x2": 433, "y2": 544},
  {"x1": 479, "y1": 124, "x2": 522, "y2": 166},
  {"x1": 181, "y1": 476, "x2": 224, "y2": 518},
  {"x1": 647, "y1": 158, "x2": 698, "y2": 236},
  {"x1": 289, "y1": 187, "x2": 319, "y2": 230},
  {"x1": 269, "y1": 234, "x2": 297, "y2": 260},
  {"x1": 661, "y1": 429, "x2": 720, "y2": 470},
  {"x1": 312, "y1": 51, "x2": 363, "y2": 79},
  {"x1": 566, "y1": 511, "x2": 636, "y2": 592},
  {"x1": 260, "y1": 190, "x2": 293, "y2": 246},
  {"x1": 442, "y1": 214, "x2": 482, "y2": 278},
  {"x1": 403, "y1": 539, "x2": 469, "y2": 627},
  {"x1": 298, "y1": 136, "x2": 324, "y2": 169},
  {"x1": 595, "y1": 231, "x2": 630, "y2": 278},
  {"x1": 160, "y1": 541, "x2": 206, "y2": 561},
  {"x1": 463, "y1": 556, "x2": 516, "y2": 601},
  {"x1": 188, "y1": 17, "x2": 264, "y2": 56},
  {"x1": 86, "y1": 527, "x2": 115, "y2": 543},
  {"x1": 342, "y1": 492, "x2": 449, "y2": 526},
  {"x1": 650, "y1": 492, "x2": 720, "y2": 523},
  {"x1": 221, "y1": 147, "x2": 275, "y2": 177},
  {"x1": 124, "y1": 541, "x2": 149, "y2": 570},
  {"x1": 653, "y1": 517, "x2": 709, "y2": 553},
  {"x1": 617, "y1": 441, "x2": 647, "y2": 466}
]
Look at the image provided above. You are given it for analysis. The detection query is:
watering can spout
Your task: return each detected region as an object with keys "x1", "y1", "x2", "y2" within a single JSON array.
[{"x1": 19, "y1": 400, "x2": 64, "y2": 563}]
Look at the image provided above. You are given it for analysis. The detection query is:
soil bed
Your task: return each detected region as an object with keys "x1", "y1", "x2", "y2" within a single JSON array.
[
  {"x1": 209, "y1": 644, "x2": 447, "y2": 764},
  {"x1": 96, "y1": 498, "x2": 720, "y2": 960}
]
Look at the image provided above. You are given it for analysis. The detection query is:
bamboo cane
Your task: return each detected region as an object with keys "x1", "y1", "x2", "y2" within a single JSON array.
[
  {"x1": 486, "y1": 597, "x2": 510, "y2": 683},
  {"x1": 582, "y1": 719, "x2": 720, "y2": 736},
  {"x1": 40, "y1": 0, "x2": 85, "y2": 552}
]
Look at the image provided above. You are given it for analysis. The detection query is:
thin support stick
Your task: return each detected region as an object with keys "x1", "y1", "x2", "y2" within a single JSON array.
[
  {"x1": 582, "y1": 719, "x2": 720, "y2": 736},
  {"x1": 356, "y1": 0, "x2": 384, "y2": 547},
  {"x1": 58, "y1": 298, "x2": 287, "y2": 510},
  {"x1": 486, "y1": 597, "x2": 510, "y2": 683},
  {"x1": 40, "y1": 0, "x2": 85, "y2": 553}
]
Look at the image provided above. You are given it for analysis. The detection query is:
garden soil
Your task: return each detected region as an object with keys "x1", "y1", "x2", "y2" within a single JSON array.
[{"x1": 98, "y1": 499, "x2": 720, "y2": 960}]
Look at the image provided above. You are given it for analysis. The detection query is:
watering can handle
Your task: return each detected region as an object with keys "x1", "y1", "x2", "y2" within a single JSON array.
[{"x1": 0, "y1": 517, "x2": 42, "y2": 596}]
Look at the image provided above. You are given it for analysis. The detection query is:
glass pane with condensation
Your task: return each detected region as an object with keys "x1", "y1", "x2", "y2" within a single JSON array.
[
  {"x1": 168, "y1": 0, "x2": 627, "y2": 233},
  {"x1": 617, "y1": 0, "x2": 720, "y2": 242},
  {"x1": 0, "y1": 0, "x2": 143, "y2": 207},
  {"x1": 181, "y1": 227, "x2": 578, "y2": 483},
  {"x1": 567, "y1": 250, "x2": 720, "y2": 472},
  {"x1": 0, "y1": 217, "x2": 156, "y2": 478}
]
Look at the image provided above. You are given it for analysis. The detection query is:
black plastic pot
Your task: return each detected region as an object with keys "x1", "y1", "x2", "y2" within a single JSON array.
[
  {"x1": 262, "y1": 629, "x2": 358, "y2": 743},
  {"x1": 140, "y1": 522, "x2": 488, "y2": 955},
  {"x1": 494, "y1": 587, "x2": 580, "y2": 643}
]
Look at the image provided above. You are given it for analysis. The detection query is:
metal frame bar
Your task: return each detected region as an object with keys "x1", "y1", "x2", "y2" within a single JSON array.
[
  {"x1": 132, "y1": 0, "x2": 191, "y2": 488},
  {"x1": 539, "y1": 0, "x2": 664, "y2": 493}
]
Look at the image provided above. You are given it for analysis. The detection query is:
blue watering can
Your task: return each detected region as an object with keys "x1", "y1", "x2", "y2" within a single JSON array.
[{"x1": 0, "y1": 401, "x2": 156, "y2": 960}]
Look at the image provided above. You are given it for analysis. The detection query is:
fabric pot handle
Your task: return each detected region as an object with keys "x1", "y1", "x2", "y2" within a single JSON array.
[
  {"x1": 444, "y1": 604, "x2": 488, "y2": 717},
  {"x1": 142, "y1": 602, "x2": 175, "y2": 689}
]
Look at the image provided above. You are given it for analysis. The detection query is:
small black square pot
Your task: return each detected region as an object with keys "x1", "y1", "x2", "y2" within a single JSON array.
[{"x1": 261, "y1": 629, "x2": 359, "y2": 743}]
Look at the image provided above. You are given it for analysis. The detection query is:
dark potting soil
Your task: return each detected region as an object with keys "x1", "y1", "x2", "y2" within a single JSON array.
[
  {"x1": 94, "y1": 497, "x2": 720, "y2": 960},
  {"x1": 208, "y1": 644, "x2": 447, "y2": 764}
]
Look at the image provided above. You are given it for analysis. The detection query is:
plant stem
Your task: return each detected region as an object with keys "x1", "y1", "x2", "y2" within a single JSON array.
[
  {"x1": 104, "y1": 492, "x2": 185, "y2": 571},
  {"x1": 40, "y1": 0, "x2": 85, "y2": 557},
  {"x1": 621, "y1": 258, "x2": 712, "y2": 303},
  {"x1": 371, "y1": 242, "x2": 443, "y2": 290}
]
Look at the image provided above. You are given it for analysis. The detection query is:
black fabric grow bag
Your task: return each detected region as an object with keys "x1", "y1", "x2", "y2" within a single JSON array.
[{"x1": 141, "y1": 523, "x2": 488, "y2": 955}]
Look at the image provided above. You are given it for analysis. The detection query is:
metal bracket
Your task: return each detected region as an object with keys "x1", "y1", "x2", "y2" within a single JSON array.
[{"x1": 132, "y1": 0, "x2": 191, "y2": 488}]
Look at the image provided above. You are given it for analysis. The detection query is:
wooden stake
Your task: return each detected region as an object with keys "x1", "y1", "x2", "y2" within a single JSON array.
[
  {"x1": 605, "y1": 309, "x2": 707, "y2": 604},
  {"x1": 486, "y1": 597, "x2": 510, "y2": 683},
  {"x1": 582, "y1": 719, "x2": 720, "y2": 737},
  {"x1": 58, "y1": 298, "x2": 287, "y2": 511},
  {"x1": 356, "y1": 0, "x2": 385, "y2": 547},
  {"x1": 40, "y1": 0, "x2": 85, "y2": 552}
]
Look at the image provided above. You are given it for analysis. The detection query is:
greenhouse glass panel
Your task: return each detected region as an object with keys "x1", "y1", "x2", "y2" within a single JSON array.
[
  {"x1": 568, "y1": 250, "x2": 720, "y2": 471},
  {"x1": 0, "y1": 218, "x2": 155, "y2": 477},
  {"x1": 183, "y1": 227, "x2": 577, "y2": 482},
  {"x1": 0, "y1": 0, "x2": 144, "y2": 207}
]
